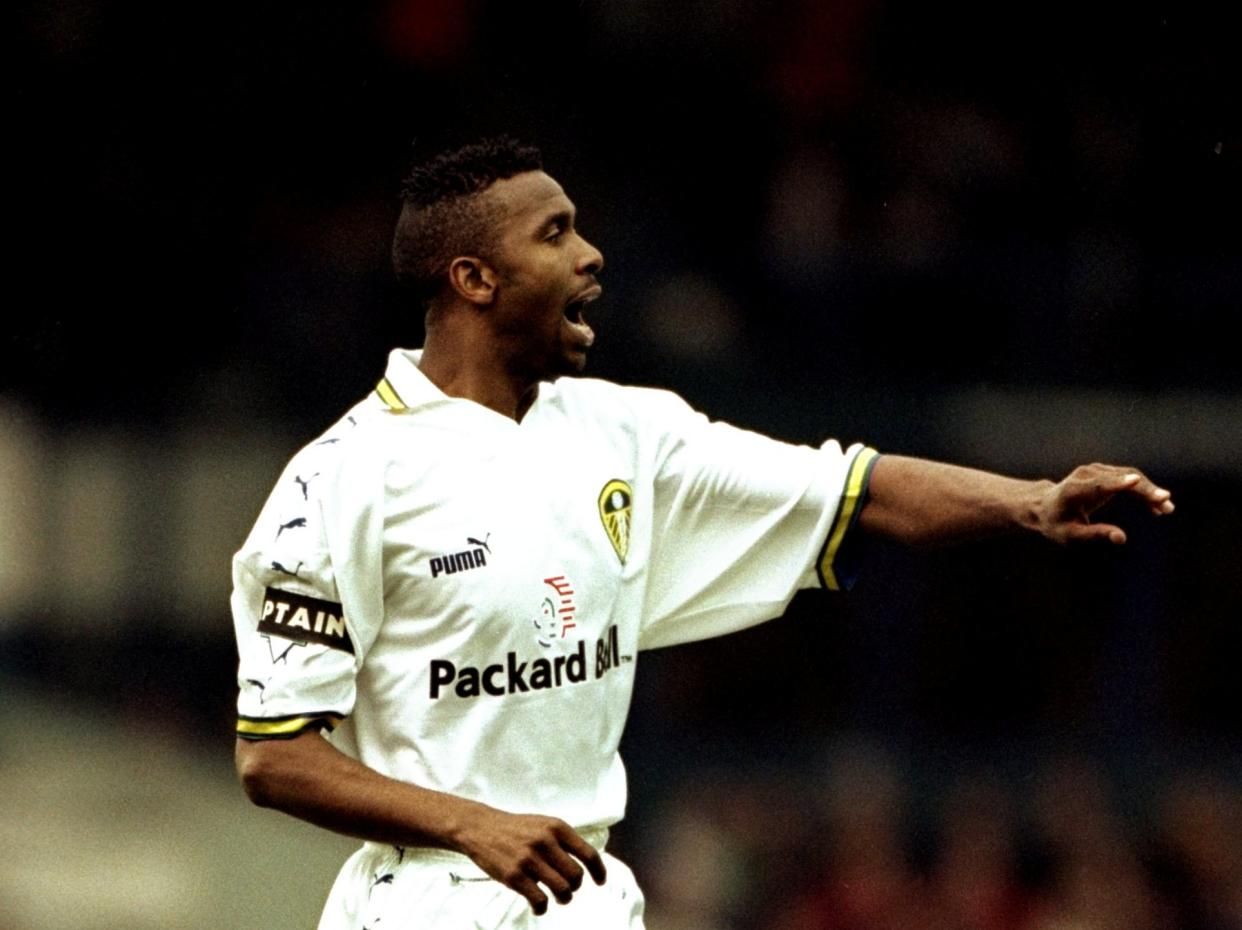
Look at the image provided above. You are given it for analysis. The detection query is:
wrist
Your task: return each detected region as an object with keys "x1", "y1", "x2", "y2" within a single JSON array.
[
  {"x1": 1021, "y1": 479, "x2": 1058, "y2": 537},
  {"x1": 442, "y1": 796, "x2": 490, "y2": 855}
]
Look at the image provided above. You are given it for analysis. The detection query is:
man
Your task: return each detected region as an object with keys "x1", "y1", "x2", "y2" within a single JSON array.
[{"x1": 231, "y1": 137, "x2": 1174, "y2": 929}]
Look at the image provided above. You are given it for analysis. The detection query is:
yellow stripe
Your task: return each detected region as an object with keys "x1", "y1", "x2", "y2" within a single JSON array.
[
  {"x1": 375, "y1": 378, "x2": 407, "y2": 411},
  {"x1": 235, "y1": 714, "x2": 343, "y2": 738},
  {"x1": 819, "y1": 447, "x2": 880, "y2": 591}
]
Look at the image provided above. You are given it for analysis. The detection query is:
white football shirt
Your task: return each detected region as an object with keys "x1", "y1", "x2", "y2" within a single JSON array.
[{"x1": 232, "y1": 348, "x2": 878, "y2": 831}]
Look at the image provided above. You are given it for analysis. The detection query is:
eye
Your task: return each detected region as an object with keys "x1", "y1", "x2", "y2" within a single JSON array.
[{"x1": 545, "y1": 225, "x2": 565, "y2": 242}]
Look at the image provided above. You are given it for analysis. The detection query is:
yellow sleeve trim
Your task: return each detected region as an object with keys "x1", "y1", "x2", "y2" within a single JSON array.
[
  {"x1": 375, "y1": 377, "x2": 407, "y2": 412},
  {"x1": 818, "y1": 447, "x2": 880, "y2": 591},
  {"x1": 236, "y1": 713, "x2": 344, "y2": 740}
]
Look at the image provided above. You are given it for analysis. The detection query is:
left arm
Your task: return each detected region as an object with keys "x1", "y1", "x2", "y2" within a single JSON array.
[{"x1": 858, "y1": 455, "x2": 1174, "y2": 547}]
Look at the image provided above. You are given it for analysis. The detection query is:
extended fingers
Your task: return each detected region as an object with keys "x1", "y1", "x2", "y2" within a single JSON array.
[
  {"x1": 1078, "y1": 468, "x2": 1141, "y2": 501},
  {"x1": 502, "y1": 852, "x2": 573, "y2": 914},
  {"x1": 541, "y1": 843, "x2": 586, "y2": 895},
  {"x1": 507, "y1": 871, "x2": 550, "y2": 915},
  {"x1": 1136, "y1": 477, "x2": 1175, "y2": 515},
  {"x1": 555, "y1": 824, "x2": 607, "y2": 885},
  {"x1": 464, "y1": 811, "x2": 608, "y2": 915},
  {"x1": 1067, "y1": 466, "x2": 1174, "y2": 516},
  {"x1": 523, "y1": 855, "x2": 577, "y2": 906},
  {"x1": 507, "y1": 822, "x2": 605, "y2": 913},
  {"x1": 1103, "y1": 468, "x2": 1174, "y2": 513}
]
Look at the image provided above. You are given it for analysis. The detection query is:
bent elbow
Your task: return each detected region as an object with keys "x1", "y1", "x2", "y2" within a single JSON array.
[{"x1": 235, "y1": 739, "x2": 280, "y2": 808}]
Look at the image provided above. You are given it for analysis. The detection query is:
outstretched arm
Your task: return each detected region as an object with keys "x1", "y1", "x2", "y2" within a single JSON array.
[
  {"x1": 858, "y1": 455, "x2": 1174, "y2": 547},
  {"x1": 235, "y1": 733, "x2": 606, "y2": 915}
]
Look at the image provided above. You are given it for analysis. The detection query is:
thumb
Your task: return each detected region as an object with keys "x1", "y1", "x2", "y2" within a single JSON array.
[{"x1": 1064, "y1": 522, "x2": 1126, "y2": 545}]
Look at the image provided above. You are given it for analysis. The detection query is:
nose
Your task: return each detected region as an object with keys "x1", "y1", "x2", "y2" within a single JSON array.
[{"x1": 576, "y1": 235, "x2": 604, "y2": 276}]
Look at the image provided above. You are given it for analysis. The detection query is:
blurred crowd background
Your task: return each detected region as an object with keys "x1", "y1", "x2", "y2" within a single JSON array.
[{"x1": 6, "y1": 1, "x2": 1239, "y2": 928}]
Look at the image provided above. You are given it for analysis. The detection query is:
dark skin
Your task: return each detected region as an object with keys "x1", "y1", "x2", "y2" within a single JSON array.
[
  {"x1": 418, "y1": 171, "x2": 604, "y2": 421},
  {"x1": 235, "y1": 730, "x2": 604, "y2": 915},
  {"x1": 237, "y1": 169, "x2": 1174, "y2": 916}
]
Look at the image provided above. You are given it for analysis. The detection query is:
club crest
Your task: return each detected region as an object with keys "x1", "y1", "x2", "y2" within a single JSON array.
[{"x1": 598, "y1": 479, "x2": 633, "y2": 564}]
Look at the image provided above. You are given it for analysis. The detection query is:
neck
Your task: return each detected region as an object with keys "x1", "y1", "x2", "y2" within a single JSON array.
[{"x1": 418, "y1": 327, "x2": 539, "y2": 422}]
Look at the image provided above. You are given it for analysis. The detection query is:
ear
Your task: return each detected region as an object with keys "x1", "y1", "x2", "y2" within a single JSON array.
[{"x1": 447, "y1": 256, "x2": 498, "y2": 307}]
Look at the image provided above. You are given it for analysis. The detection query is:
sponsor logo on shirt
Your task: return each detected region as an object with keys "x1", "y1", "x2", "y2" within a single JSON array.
[
  {"x1": 428, "y1": 624, "x2": 625, "y2": 699},
  {"x1": 598, "y1": 479, "x2": 632, "y2": 563},
  {"x1": 258, "y1": 587, "x2": 355, "y2": 654},
  {"x1": 534, "y1": 575, "x2": 577, "y2": 647},
  {"x1": 430, "y1": 538, "x2": 490, "y2": 578}
]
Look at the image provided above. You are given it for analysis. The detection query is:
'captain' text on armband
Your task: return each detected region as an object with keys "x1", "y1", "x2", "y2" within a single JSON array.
[
  {"x1": 429, "y1": 624, "x2": 626, "y2": 699},
  {"x1": 258, "y1": 587, "x2": 355, "y2": 654}
]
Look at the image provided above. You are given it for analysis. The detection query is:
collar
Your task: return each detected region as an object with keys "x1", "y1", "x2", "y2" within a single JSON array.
[
  {"x1": 375, "y1": 347, "x2": 556, "y2": 419},
  {"x1": 375, "y1": 348, "x2": 444, "y2": 412}
]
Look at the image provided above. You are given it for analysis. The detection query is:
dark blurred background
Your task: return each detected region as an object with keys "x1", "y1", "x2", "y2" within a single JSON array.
[{"x1": 4, "y1": 2, "x2": 1240, "y2": 928}]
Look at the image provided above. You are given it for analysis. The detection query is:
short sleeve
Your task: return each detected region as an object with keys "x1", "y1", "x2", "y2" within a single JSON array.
[
  {"x1": 231, "y1": 430, "x2": 385, "y2": 740},
  {"x1": 632, "y1": 389, "x2": 877, "y2": 650}
]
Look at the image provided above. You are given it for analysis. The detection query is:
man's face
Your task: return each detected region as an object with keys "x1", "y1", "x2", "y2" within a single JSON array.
[{"x1": 482, "y1": 171, "x2": 605, "y2": 380}]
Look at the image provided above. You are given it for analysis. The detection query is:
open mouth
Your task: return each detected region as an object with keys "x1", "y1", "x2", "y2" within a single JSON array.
[
  {"x1": 562, "y1": 287, "x2": 600, "y2": 349},
  {"x1": 563, "y1": 285, "x2": 601, "y2": 323}
]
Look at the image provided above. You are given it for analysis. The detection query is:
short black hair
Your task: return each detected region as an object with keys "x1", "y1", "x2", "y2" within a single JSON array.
[{"x1": 392, "y1": 136, "x2": 543, "y2": 304}]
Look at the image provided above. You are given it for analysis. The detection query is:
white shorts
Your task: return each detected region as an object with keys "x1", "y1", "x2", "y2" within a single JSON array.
[{"x1": 317, "y1": 832, "x2": 645, "y2": 930}]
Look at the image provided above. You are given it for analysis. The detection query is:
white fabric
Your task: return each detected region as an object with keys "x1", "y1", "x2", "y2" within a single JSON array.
[
  {"x1": 318, "y1": 842, "x2": 644, "y2": 930},
  {"x1": 232, "y1": 347, "x2": 872, "y2": 923}
]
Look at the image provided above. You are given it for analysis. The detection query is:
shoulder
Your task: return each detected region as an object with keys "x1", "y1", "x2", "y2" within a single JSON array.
[{"x1": 271, "y1": 393, "x2": 402, "y2": 502}]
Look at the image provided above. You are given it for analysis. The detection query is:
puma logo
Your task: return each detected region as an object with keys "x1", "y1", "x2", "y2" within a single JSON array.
[
  {"x1": 294, "y1": 473, "x2": 320, "y2": 500},
  {"x1": 277, "y1": 517, "x2": 308, "y2": 538}
]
